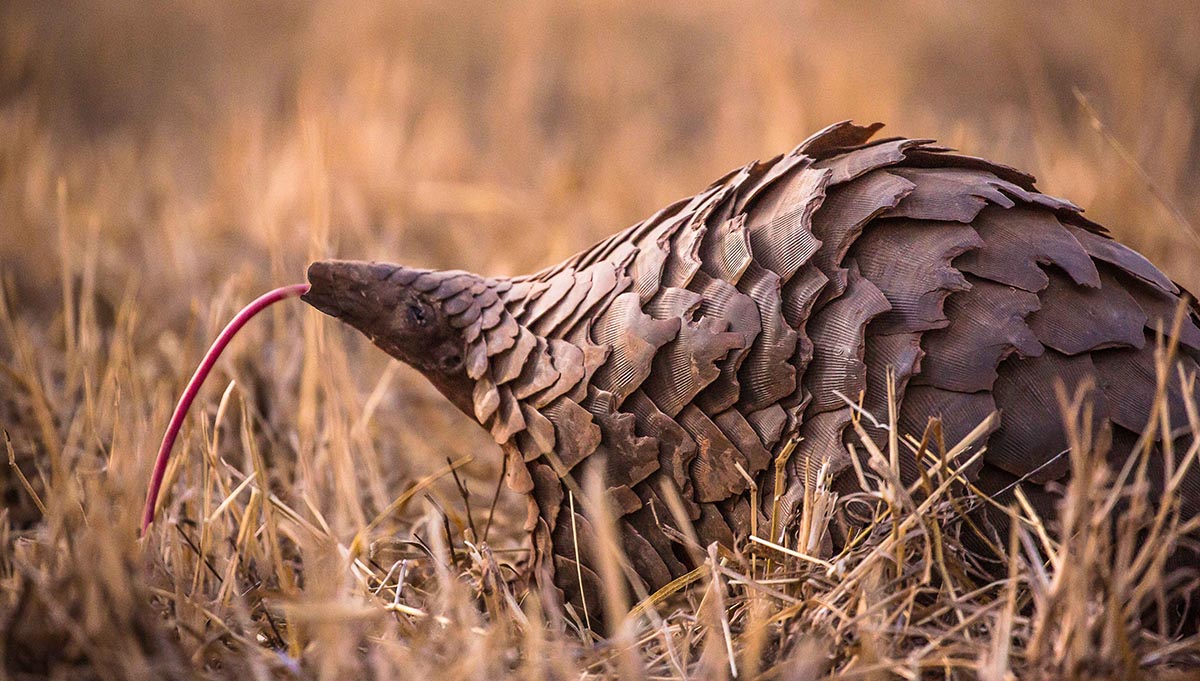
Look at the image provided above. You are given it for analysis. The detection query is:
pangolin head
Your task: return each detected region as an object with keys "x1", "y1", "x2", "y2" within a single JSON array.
[{"x1": 303, "y1": 259, "x2": 475, "y2": 411}]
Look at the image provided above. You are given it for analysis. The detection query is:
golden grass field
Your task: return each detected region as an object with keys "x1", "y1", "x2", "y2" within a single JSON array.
[{"x1": 2, "y1": 1, "x2": 1200, "y2": 678}]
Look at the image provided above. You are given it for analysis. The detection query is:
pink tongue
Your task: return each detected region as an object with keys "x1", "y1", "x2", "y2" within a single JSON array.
[{"x1": 141, "y1": 283, "x2": 311, "y2": 535}]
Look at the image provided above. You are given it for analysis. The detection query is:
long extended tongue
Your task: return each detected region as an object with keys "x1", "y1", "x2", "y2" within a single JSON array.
[{"x1": 141, "y1": 283, "x2": 311, "y2": 535}]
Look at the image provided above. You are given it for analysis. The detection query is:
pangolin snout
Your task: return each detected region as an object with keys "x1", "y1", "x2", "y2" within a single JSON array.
[{"x1": 302, "y1": 259, "x2": 398, "y2": 323}]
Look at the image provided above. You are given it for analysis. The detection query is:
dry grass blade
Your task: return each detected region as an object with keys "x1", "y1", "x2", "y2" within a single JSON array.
[{"x1": 4, "y1": 428, "x2": 46, "y2": 516}]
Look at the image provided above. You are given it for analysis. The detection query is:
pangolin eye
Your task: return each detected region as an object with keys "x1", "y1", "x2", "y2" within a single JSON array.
[
  {"x1": 406, "y1": 304, "x2": 427, "y2": 326},
  {"x1": 439, "y1": 353, "x2": 463, "y2": 371}
]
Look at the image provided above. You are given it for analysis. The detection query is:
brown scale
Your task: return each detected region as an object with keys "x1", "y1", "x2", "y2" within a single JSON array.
[
  {"x1": 913, "y1": 275, "x2": 1044, "y2": 393},
  {"x1": 301, "y1": 121, "x2": 1200, "y2": 623},
  {"x1": 954, "y1": 206, "x2": 1100, "y2": 292},
  {"x1": 742, "y1": 166, "x2": 827, "y2": 282},
  {"x1": 734, "y1": 262, "x2": 798, "y2": 412},
  {"x1": 803, "y1": 265, "x2": 892, "y2": 415},
  {"x1": 986, "y1": 350, "x2": 1107, "y2": 483},
  {"x1": 809, "y1": 169, "x2": 915, "y2": 305},
  {"x1": 1026, "y1": 268, "x2": 1149, "y2": 355},
  {"x1": 851, "y1": 219, "x2": 983, "y2": 334}
]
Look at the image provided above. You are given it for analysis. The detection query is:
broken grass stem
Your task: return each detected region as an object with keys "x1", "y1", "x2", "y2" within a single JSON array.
[{"x1": 140, "y1": 282, "x2": 310, "y2": 534}]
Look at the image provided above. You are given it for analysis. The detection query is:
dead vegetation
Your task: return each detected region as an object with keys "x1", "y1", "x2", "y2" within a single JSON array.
[{"x1": 1, "y1": 1, "x2": 1199, "y2": 678}]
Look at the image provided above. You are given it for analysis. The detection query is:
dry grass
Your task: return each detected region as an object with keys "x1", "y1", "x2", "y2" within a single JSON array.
[{"x1": 1, "y1": 1, "x2": 1200, "y2": 678}]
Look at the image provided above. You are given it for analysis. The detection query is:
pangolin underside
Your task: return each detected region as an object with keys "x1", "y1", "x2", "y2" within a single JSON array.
[{"x1": 303, "y1": 122, "x2": 1200, "y2": 615}]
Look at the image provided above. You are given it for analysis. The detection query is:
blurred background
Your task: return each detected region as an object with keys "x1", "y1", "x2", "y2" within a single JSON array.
[
  {"x1": 3, "y1": 0, "x2": 1198, "y2": 296},
  {"x1": 0, "y1": 1, "x2": 1198, "y2": 675}
]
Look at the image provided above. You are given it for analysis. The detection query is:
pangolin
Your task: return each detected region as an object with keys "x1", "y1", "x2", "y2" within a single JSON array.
[{"x1": 302, "y1": 122, "x2": 1200, "y2": 613}]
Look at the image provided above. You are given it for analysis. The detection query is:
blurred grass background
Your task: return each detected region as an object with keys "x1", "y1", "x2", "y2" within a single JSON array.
[
  {"x1": 3, "y1": 1, "x2": 1198, "y2": 293},
  {"x1": 0, "y1": 1, "x2": 1198, "y2": 677}
]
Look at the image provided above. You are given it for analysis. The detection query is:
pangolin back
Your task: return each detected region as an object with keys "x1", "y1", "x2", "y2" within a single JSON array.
[{"x1": 303, "y1": 122, "x2": 1200, "y2": 614}]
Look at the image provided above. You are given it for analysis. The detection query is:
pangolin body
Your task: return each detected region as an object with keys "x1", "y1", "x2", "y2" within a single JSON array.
[{"x1": 303, "y1": 122, "x2": 1200, "y2": 612}]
